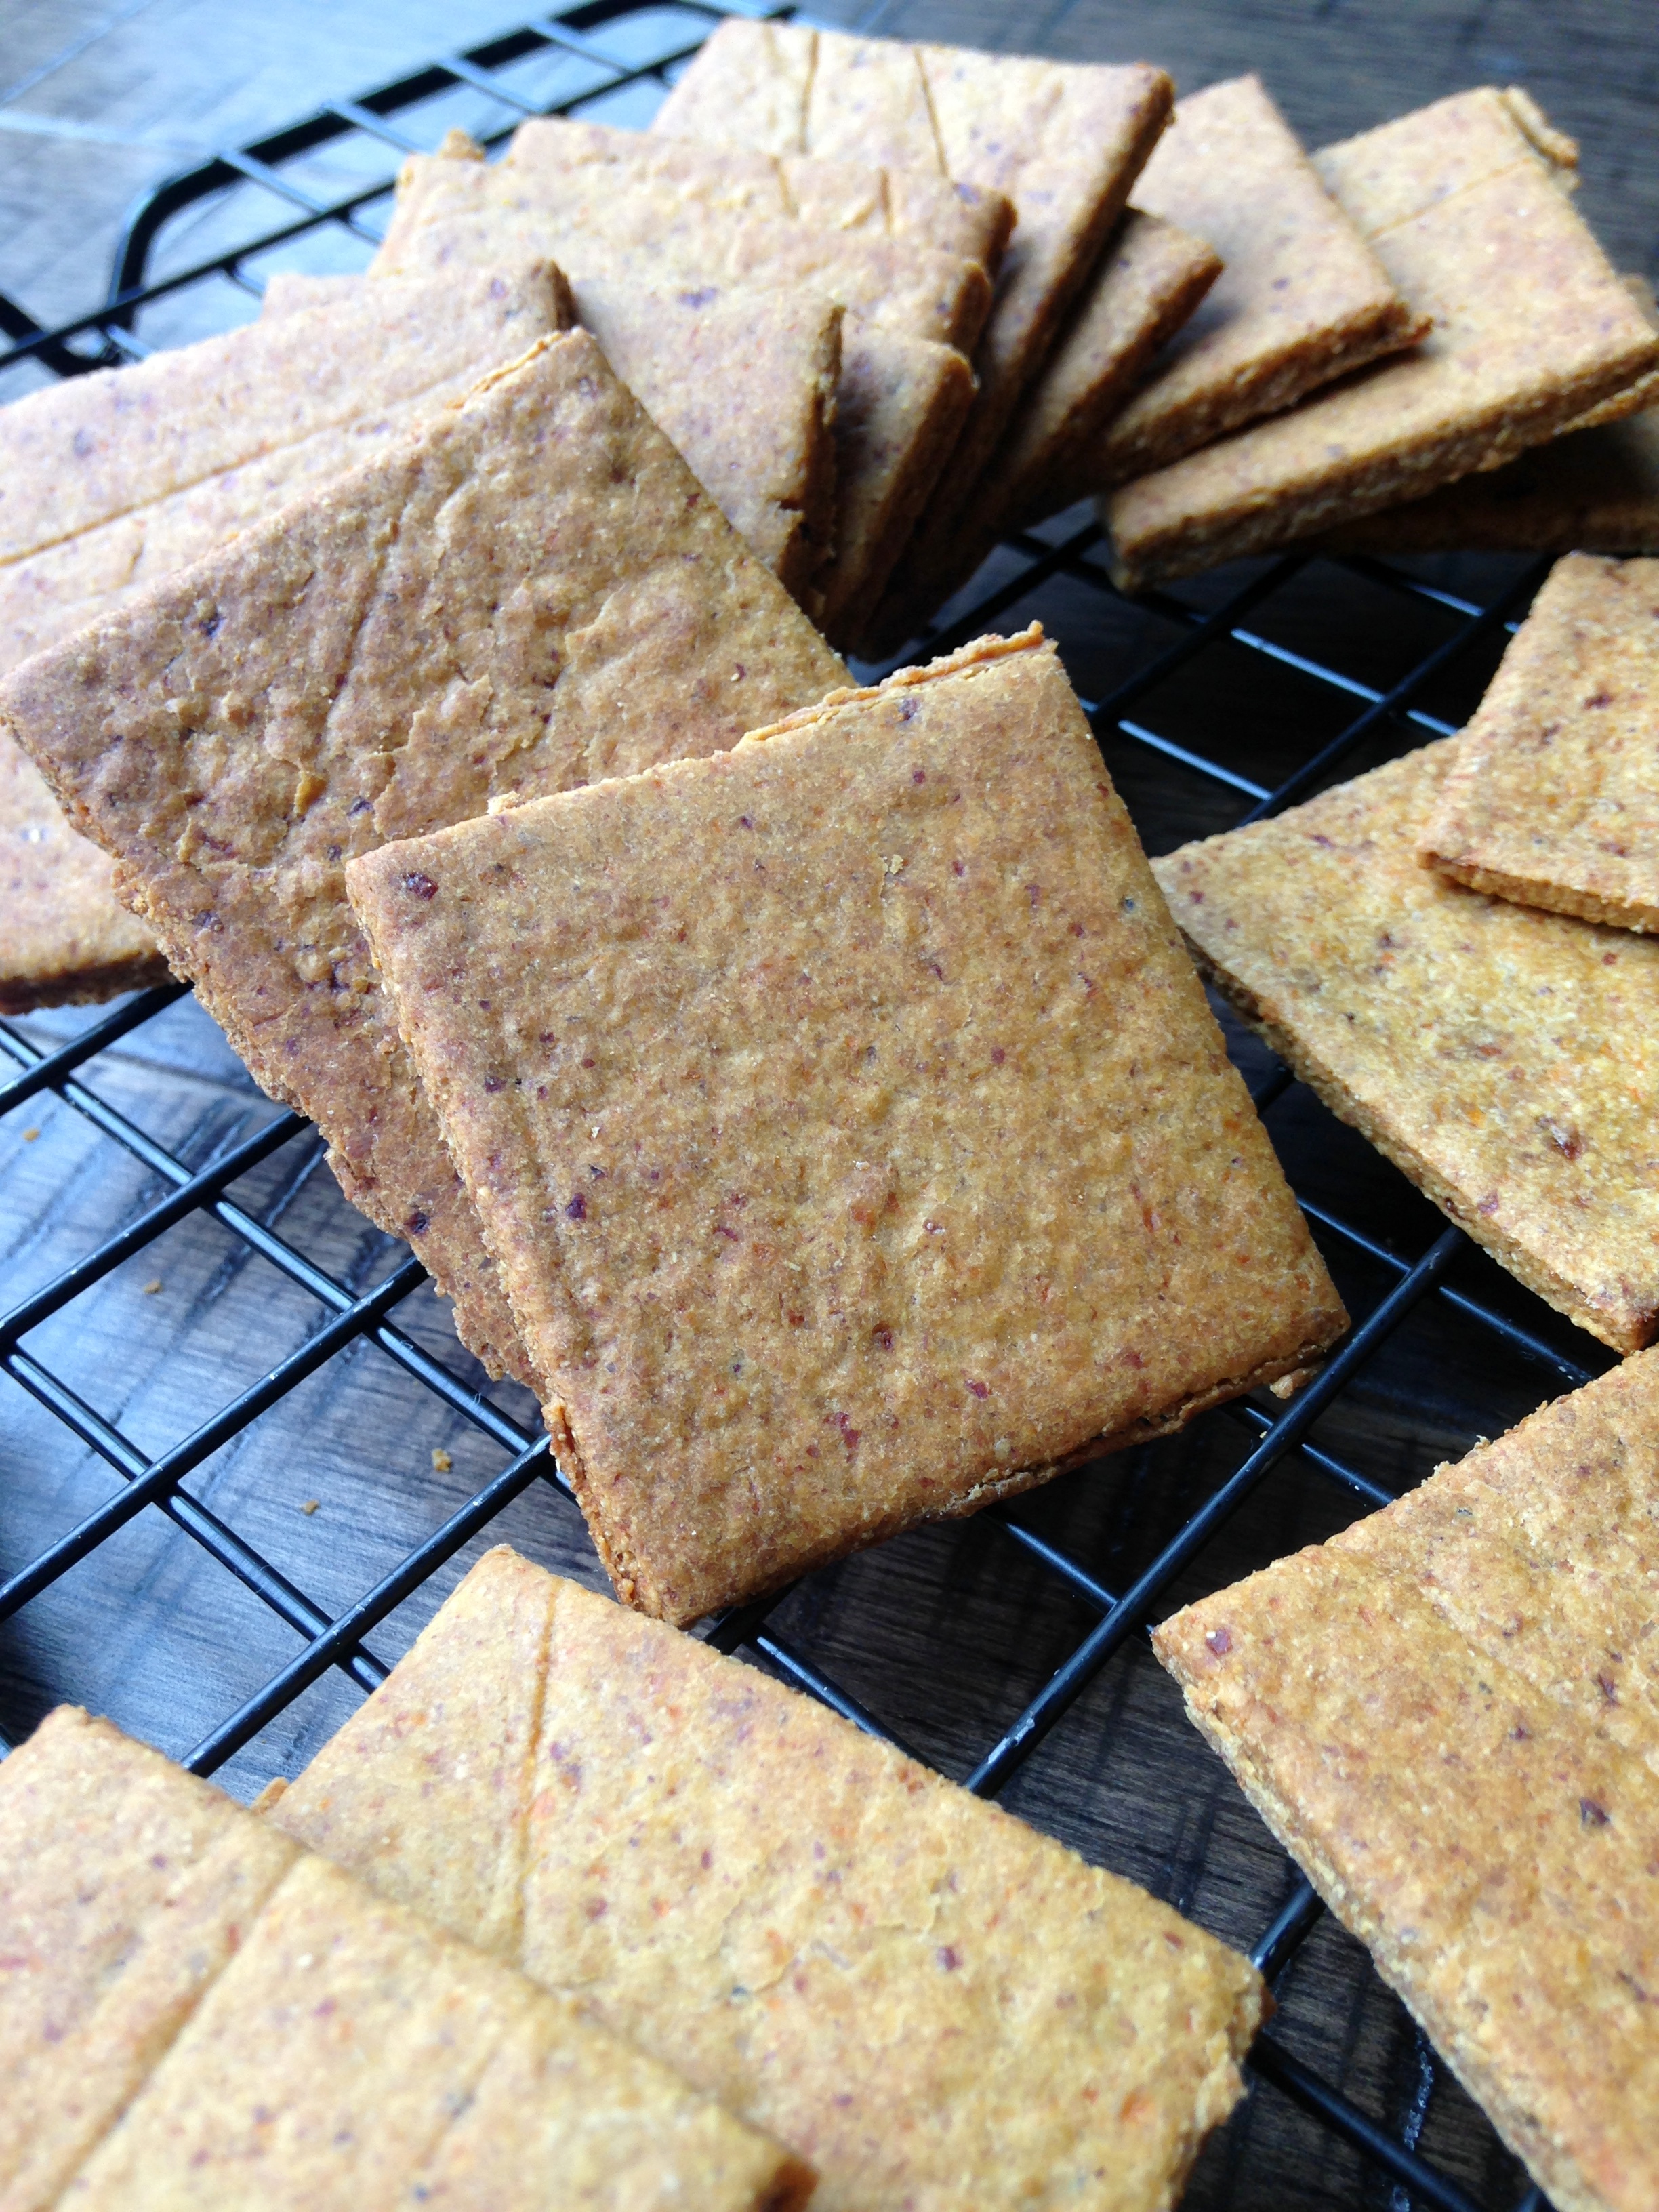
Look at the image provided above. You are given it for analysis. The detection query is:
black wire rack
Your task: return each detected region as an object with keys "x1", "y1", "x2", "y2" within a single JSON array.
[{"x1": 0, "y1": 9, "x2": 1603, "y2": 2209}]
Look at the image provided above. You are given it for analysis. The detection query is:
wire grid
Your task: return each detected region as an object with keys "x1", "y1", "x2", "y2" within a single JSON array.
[{"x1": 0, "y1": 10, "x2": 1589, "y2": 2209}]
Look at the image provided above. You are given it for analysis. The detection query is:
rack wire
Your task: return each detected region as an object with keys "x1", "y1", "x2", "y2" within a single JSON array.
[{"x1": 0, "y1": 9, "x2": 1593, "y2": 2208}]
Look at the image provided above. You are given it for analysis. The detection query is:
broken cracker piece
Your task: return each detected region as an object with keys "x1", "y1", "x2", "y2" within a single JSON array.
[
  {"x1": 346, "y1": 626, "x2": 1345, "y2": 1623},
  {"x1": 0, "y1": 333, "x2": 844, "y2": 1388},
  {"x1": 270, "y1": 1544, "x2": 1267, "y2": 2212},
  {"x1": 1419, "y1": 553, "x2": 1659, "y2": 933},
  {"x1": 1155, "y1": 1348, "x2": 1659, "y2": 2212},
  {"x1": 1153, "y1": 737, "x2": 1659, "y2": 1350}
]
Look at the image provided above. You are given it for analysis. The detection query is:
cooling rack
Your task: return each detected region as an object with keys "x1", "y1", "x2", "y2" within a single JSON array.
[{"x1": 0, "y1": 8, "x2": 1602, "y2": 2209}]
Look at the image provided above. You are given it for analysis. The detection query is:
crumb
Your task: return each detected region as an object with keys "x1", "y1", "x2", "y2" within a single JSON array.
[
  {"x1": 300, "y1": 1498, "x2": 320, "y2": 1515},
  {"x1": 431, "y1": 1448, "x2": 453, "y2": 1473},
  {"x1": 21, "y1": 1127, "x2": 38, "y2": 1141},
  {"x1": 142, "y1": 1279, "x2": 163, "y2": 1296}
]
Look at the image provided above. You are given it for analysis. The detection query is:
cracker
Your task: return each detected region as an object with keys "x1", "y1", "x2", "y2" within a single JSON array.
[
  {"x1": 958, "y1": 209, "x2": 1222, "y2": 552},
  {"x1": 1105, "y1": 89, "x2": 1659, "y2": 591},
  {"x1": 373, "y1": 134, "x2": 980, "y2": 647},
  {"x1": 1317, "y1": 401, "x2": 1659, "y2": 557},
  {"x1": 0, "y1": 266, "x2": 571, "y2": 1015},
  {"x1": 512, "y1": 112, "x2": 1015, "y2": 275},
  {"x1": 1153, "y1": 1349, "x2": 1659, "y2": 2212},
  {"x1": 266, "y1": 269, "x2": 842, "y2": 606},
  {"x1": 4, "y1": 1709, "x2": 807, "y2": 2211},
  {"x1": 1084, "y1": 75, "x2": 1425, "y2": 488},
  {"x1": 0, "y1": 1704, "x2": 298, "y2": 2211},
  {"x1": 270, "y1": 1544, "x2": 1267, "y2": 2212},
  {"x1": 1153, "y1": 737, "x2": 1659, "y2": 1350},
  {"x1": 1418, "y1": 554, "x2": 1659, "y2": 932},
  {"x1": 650, "y1": 18, "x2": 1175, "y2": 644},
  {"x1": 0, "y1": 334, "x2": 844, "y2": 1387},
  {"x1": 345, "y1": 626, "x2": 1345, "y2": 1622}
]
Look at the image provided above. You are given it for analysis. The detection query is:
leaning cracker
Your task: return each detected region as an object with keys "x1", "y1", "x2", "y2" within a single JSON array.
[
  {"x1": 268, "y1": 1545, "x2": 1267, "y2": 2212},
  {"x1": 1106, "y1": 89, "x2": 1659, "y2": 590},
  {"x1": 266, "y1": 269, "x2": 843, "y2": 606},
  {"x1": 1420, "y1": 554, "x2": 1659, "y2": 931},
  {"x1": 0, "y1": 265, "x2": 570, "y2": 1014},
  {"x1": 652, "y1": 18, "x2": 1175, "y2": 648},
  {"x1": 1083, "y1": 75, "x2": 1425, "y2": 489},
  {"x1": 0, "y1": 334, "x2": 844, "y2": 1387},
  {"x1": 373, "y1": 134, "x2": 979, "y2": 646},
  {"x1": 1154, "y1": 1349, "x2": 1659, "y2": 2212},
  {"x1": 346, "y1": 626, "x2": 1345, "y2": 1622},
  {"x1": 1153, "y1": 737, "x2": 1659, "y2": 1351},
  {"x1": 963, "y1": 209, "x2": 1222, "y2": 550},
  {"x1": 3, "y1": 1708, "x2": 807, "y2": 2212}
]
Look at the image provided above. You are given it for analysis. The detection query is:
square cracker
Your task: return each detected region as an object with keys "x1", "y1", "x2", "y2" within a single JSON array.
[
  {"x1": 4, "y1": 1710, "x2": 806, "y2": 2211},
  {"x1": 1154, "y1": 1347, "x2": 1659, "y2": 2212},
  {"x1": 345, "y1": 626, "x2": 1345, "y2": 1623},
  {"x1": 1082, "y1": 75, "x2": 1425, "y2": 489},
  {"x1": 0, "y1": 264, "x2": 570, "y2": 1015},
  {"x1": 266, "y1": 269, "x2": 843, "y2": 608},
  {"x1": 0, "y1": 333, "x2": 844, "y2": 1387},
  {"x1": 651, "y1": 18, "x2": 1175, "y2": 647},
  {"x1": 268, "y1": 1544, "x2": 1267, "y2": 2212},
  {"x1": 1105, "y1": 89, "x2": 1659, "y2": 590},
  {"x1": 1153, "y1": 737, "x2": 1659, "y2": 1351},
  {"x1": 373, "y1": 134, "x2": 980, "y2": 649},
  {"x1": 956, "y1": 209, "x2": 1222, "y2": 550},
  {"x1": 1418, "y1": 554, "x2": 1659, "y2": 933}
]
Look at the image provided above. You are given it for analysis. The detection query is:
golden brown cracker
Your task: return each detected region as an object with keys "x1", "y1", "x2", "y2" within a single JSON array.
[
  {"x1": 1419, "y1": 554, "x2": 1659, "y2": 932},
  {"x1": 1105, "y1": 89, "x2": 1659, "y2": 590},
  {"x1": 0, "y1": 333, "x2": 844, "y2": 1387},
  {"x1": 272, "y1": 1545, "x2": 1267, "y2": 2212},
  {"x1": 1153, "y1": 737, "x2": 1659, "y2": 1351},
  {"x1": 1084, "y1": 75, "x2": 1425, "y2": 487},
  {"x1": 1154, "y1": 1350, "x2": 1659, "y2": 2212},
  {"x1": 0, "y1": 265, "x2": 569, "y2": 1015},
  {"x1": 346, "y1": 627, "x2": 1345, "y2": 1622}
]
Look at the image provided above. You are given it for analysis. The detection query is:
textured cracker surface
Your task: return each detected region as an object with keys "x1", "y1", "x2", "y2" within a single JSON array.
[
  {"x1": 1153, "y1": 738, "x2": 1659, "y2": 1350},
  {"x1": 374, "y1": 131, "x2": 978, "y2": 648},
  {"x1": 3, "y1": 1711, "x2": 804, "y2": 2211},
  {"x1": 0, "y1": 1706, "x2": 298, "y2": 2212},
  {"x1": 265, "y1": 269, "x2": 842, "y2": 606},
  {"x1": 1087, "y1": 75, "x2": 1423, "y2": 487},
  {"x1": 0, "y1": 334, "x2": 844, "y2": 1386},
  {"x1": 347, "y1": 628, "x2": 1344, "y2": 1622},
  {"x1": 68, "y1": 1851, "x2": 806, "y2": 2211},
  {"x1": 967, "y1": 209, "x2": 1221, "y2": 550},
  {"x1": 0, "y1": 265, "x2": 568, "y2": 1015},
  {"x1": 1320, "y1": 404, "x2": 1659, "y2": 553},
  {"x1": 1106, "y1": 89, "x2": 1659, "y2": 589},
  {"x1": 1153, "y1": 1348, "x2": 1659, "y2": 2212},
  {"x1": 651, "y1": 17, "x2": 1174, "y2": 647},
  {"x1": 1420, "y1": 554, "x2": 1659, "y2": 930},
  {"x1": 272, "y1": 1546, "x2": 1267, "y2": 2212}
]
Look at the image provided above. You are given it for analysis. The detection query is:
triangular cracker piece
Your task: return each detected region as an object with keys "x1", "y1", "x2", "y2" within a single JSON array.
[
  {"x1": 1105, "y1": 89, "x2": 1659, "y2": 589},
  {"x1": 1154, "y1": 737, "x2": 1659, "y2": 1350},
  {"x1": 1155, "y1": 1348, "x2": 1659, "y2": 2212},
  {"x1": 1418, "y1": 553, "x2": 1659, "y2": 932},
  {"x1": 345, "y1": 626, "x2": 1345, "y2": 1620},
  {"x1": 3, "y1": 1708, "x2": 809, "y2": 2211},
  {"x1": 270, "y1": 1546, "x2": 1267, "y2": 2212},
  {"x1": 266, "y1": 269, "x2": 842, "y2": 606},
  {"x1": 0, "y1": 333, "x2": 844, "y2": 1385},
  {"x1": 0, "y1": 266, "x2": 571, "y2": 1012}
]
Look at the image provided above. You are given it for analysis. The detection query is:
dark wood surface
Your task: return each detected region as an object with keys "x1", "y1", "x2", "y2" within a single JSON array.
[{"x1": 1, "y1": 4, "x2": 1652, "y2": 2206}]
